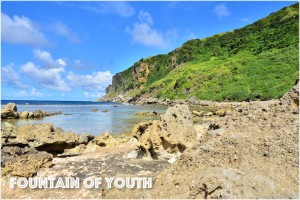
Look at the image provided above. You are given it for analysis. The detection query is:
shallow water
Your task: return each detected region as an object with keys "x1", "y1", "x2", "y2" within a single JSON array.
[{"x1": 1, "y1": 101, "x2": 166, "y2": 135}]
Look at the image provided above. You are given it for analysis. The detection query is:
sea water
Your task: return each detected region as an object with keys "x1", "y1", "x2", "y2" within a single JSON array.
[{"x1": 1, "y1": 100, "x2": 166, "y2": 136}]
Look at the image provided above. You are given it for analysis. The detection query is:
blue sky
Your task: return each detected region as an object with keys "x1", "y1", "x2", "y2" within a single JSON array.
[{"x1": 1, "y1": 1, "x2": 296, "y2": 101}]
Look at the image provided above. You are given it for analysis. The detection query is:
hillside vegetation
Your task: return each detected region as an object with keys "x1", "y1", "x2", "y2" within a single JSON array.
[{"x1": 105, "y1": 3, "x2": 299, "y2": 102}]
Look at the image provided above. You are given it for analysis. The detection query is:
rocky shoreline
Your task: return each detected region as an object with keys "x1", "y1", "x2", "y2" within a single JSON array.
[
  {"x1": 1, "y1": 103, "x2": 62, "y2": 119},
  {"x1": 1, "y1": 84, "x2": 299, "y2": 199}
]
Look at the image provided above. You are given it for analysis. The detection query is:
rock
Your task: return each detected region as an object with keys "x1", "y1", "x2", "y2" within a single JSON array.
[
  {"x1": 214, "y1": 108, "x2": 227, "y2": 117},
  {"x1": 102, "y1": 109, "x2": 110, "y2": 113},
  {"x1": 205, "y1": 112, "x2": 213, "y2": 116},
  {"x1": 43, "y1": 111, "x2": 62, "y2": 116},
  {"x1": 1, "y1": 146, "x2": 53, "y2": 178},
  {"x1": 4, "y1": 103, "x2": 17, "y2": 112},
  {"x1": 1, "y1": 103, "x2": 19, "y2": 119},
  {"x1": 133, "y1": 104, "x2": 197, "y2": 160},
  {"x1": 78, "y1": 133, "x2": 94, "y2": 144},
  {"x1": 147, "y1": 86, "x2": 299, "y2": 199},
  {"x1": 1, "y1": 123, "x2": 81, "y2": 155},
  {"x1": 280, "y1": 84, "x2": 299, "y2": 113},
  {"x1": 83, "y1": 142, "x2": 102, "y2": 153},
  {"x1": 123, "y1": 149, "x2": 139, "y2": 159},
  {"x1": 33, "y1": 110, "x2": 44, "y2": 118},
  {"x1": 19, "y1": 111, "x2": 29, "y2": 119},
  {"x1": 93, "y1": 131, "x2": 118, "y2": 147},
  {"x1": 91, "y1": 108, "x2": 98, "y2": 112},
  {"x1": 146, "y1": 97, "x2": 158, "y2": 104},
  {"x1": 192, "y1": 110, "x2": 204, "y2": 117},
  {"x1": 28, "y1": 112, "x2": 34, "y2": 118},
  {"x1": 187, "y1": 96, "x2": 198, "y2": 105},
  {"x1": 168, "y1": 157, "x2": 177, "y2": 164},
  {"x1": 63, "y1": 144, "x2": 86, "y2": 155},
  {"x1": 134, "y1": 111, "x2": 158, "y2": 117}
]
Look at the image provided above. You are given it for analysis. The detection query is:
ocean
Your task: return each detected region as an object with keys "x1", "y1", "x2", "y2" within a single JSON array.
[{"x1": 1, "y1": 100, "x2": 166, "y2": 136}]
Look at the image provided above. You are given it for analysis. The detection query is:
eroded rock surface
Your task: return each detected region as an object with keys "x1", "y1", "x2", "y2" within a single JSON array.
[{"x1": 133, "y1": 104, "x2": 197, "y2": 160}]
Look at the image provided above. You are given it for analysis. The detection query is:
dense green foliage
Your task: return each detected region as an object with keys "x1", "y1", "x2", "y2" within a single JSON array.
[{"x1": 107, "y1": 3, "x2": 299, "y2": 101}]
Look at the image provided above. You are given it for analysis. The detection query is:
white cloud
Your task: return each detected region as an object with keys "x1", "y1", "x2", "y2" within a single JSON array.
[
  {"x1": 1, "y1": 64, "x2": 27, "y2": 89},
  {"x1": 67, "y1": 70, "x2": 112, "y2": 91},
  {"x1": 138, "y1": 11, "x2": 153, "y2": 25},
  {"x1": 126, "y1": 11, "x2": 177, "y2": 48},
  {"x1": 14, "y1": 88, "x2": 44, "y2": 97},
  {"x1": 1, "y1": 12, "x2": 48, "y2": 46},
  {"x1": 214, "y1": 3, "x2": 231, "y2": 19},
  {"x1": 21, "y1": 61, "x2": 70, "y2": 92},
  {"x1": 84, "y1": 2, "x2": 135, "y2": 18},
  {"x1": 83, "y1": 91, "x2": 105, "y2": 99},
  {"x1": 33, "y1": 49, "x2": 66, "y2": 68},
  {"x1": 51, "y1": 22, "x2": 80, "y2": 43}
]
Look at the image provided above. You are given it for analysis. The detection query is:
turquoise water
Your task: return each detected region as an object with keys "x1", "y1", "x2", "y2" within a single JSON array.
[{"x1": 1, "y1": 100, "x2": 166, "y2": 136}]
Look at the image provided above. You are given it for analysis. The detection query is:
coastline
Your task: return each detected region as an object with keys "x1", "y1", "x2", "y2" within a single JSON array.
[{"x1": 1, "y1": 84, "x2": 298, "y2": 198}]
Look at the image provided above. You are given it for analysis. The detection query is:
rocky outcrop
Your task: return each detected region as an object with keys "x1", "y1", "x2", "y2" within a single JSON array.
[
  {"x1": 1, "y1": 103, "x2": 19, "y2": 119},
  {"x1": 93, "y1": 131, "x2": 118, "y2": 147},
  {"x1": 1, "y1": 146, "x2": 53, "y2": 177},
  {"x1": 143, "y1": 84, "x2": 299, "y2": 198},
  {"x1": 1, "y1": 103, "x2": 62, "y2": 119},
  {"x1": 132, "y1": 104, "x2": 197, "y2": 160},
  {"x1": 1, "y1": 123, "x2": 98, "y2": 177}
]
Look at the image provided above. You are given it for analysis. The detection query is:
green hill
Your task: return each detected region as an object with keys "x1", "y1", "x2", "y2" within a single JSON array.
[{"x1": 104, "y1": 3, "x2": 299, "y2": 102}]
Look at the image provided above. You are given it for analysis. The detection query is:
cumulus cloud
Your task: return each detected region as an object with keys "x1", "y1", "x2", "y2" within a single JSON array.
[
  {"x1": 83, "y1": 91, "x2": 105, "y2": 99},
  {"x1": 1, "y1": 12, "x2": 48, "y2": 46},
  {"x1": 14, "y1": 88, "x2": 44, "y2": 97},
  {"x1": 1, "y1": 64, "x2": 27, "y2": 89},
  {"x1": 84, "y1": 2, "x2": 135, "y2": 18},
  {"x1": 67, "y1": 71, "x2": 112, "y2": 91},
  {"x1": 214, "y1": 3, "x2": 231, "y2": 19},
  {"x1": 51, "y1": 22, "x2": 80, "y2": 43},
  {"x1": 126, "y1": 11, "x2": 177, "y2": 48},
  {"x1": 33, "y1": 49, "x2": 66, "y2": 68},
  {"x1": 21, "y1": 61, "x2": 70, "y2": 92}
]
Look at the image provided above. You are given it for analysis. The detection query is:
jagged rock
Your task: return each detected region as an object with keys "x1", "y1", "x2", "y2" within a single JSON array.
[
  {"x1": 78, "y1": 133, "x2": 94, "y2": 144},
  {"x1": 43, "y1": 111, "x2": 62, "y2": 116},
  {"x1": 28, "y1": 112, "x2": 34, "y2": 118},
  {"x1": 93, "y1": 131, "x2": 118, "y2": 147},
  {"x1": 83, "y1": 142, "x2": 102, "y2": 153},
  {"x1": 214, "y1": 108, "x2": 227, "y2": 117},
  {"x1": 33, "y1": 110, "x2": 44, "y2": 118},
  {"x1": 102, "y1": 109, "x2": 110, "y2": 113},
  {"x1": 1, "y1": 103, "x2": 19, "y2": 119},
  {"x1": 280, "y1": 84, "x2": 299, "y2": 113},
  {"x1": 1, "y1": 146, "x2": 53, "y2": 178},
  {"x1": 133, "y1": 104, "x2": 197, "y2": 160},
  {"x1": 91, "y1": 108, "x2": 98, "y2": 112},
  {"x1": 5, "y1": 103, "x2": 17, "y2": 112},
  {"x1": 1, "y1": 123, "x2": 81, "y2": 155},
  {"x1": 19, "y1": 111, "x2": 29, "y2": 119},
  {"x1": 147, "y1": 85, "x2": 299, "y2": 199},
  {"x1": 205, "y1": 112, "x2": 214, "y2": 116},
  {"x1": 192, "y1": 110, "x2": 204, "y2": 117}
]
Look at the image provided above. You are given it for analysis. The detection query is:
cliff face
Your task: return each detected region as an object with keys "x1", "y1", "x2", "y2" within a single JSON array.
[{"x1": 103, "y1": 3, "x2": 299, "y2": 102}]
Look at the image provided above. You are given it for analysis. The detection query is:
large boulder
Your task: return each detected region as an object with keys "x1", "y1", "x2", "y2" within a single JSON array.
[
  {"x1": 33, "y1": 110, "x2": 44, "y2": 118},
  {"x1": 1, "y1": 123, "x2": 81, "y2": 155},
  {"x1": 133, "y1": 104, "x2": 197, "y2": 160},
  {"x1": 1, "y1": 103, "x2": 19, "y2": 119},
  {"x1": 280, "y1": 84, "x2": 299, "y2": 113},
  {"x1": 1, "y1": 146, "x2": 53, "y2": 178},
  {"x1": 93, "y1": 131, "x2": 118, "y2": 147},
  {"x1": 19, "y1": 111, "x2": 29, "y2": 119}
]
